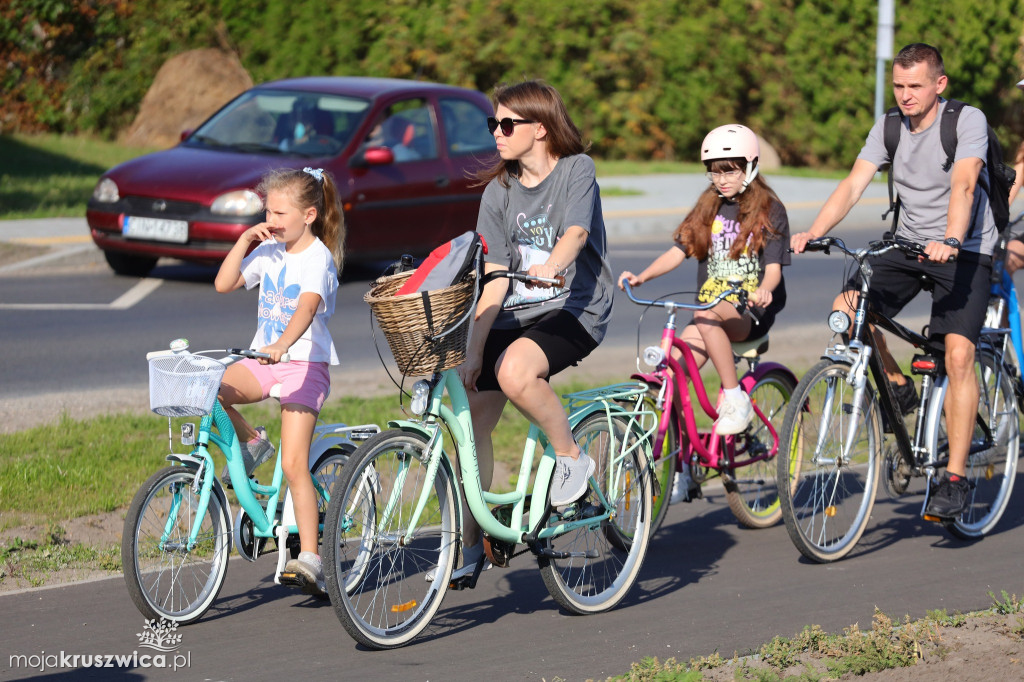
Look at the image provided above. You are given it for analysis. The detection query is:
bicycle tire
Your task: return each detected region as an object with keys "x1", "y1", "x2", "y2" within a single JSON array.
[
  {"x1": 929, "y1": 347, "x2": 1019, "y2": 539},
  {"x1": 322, "y1": 429, "x2": 457, "y2": 649},
  {"x1": 121, "y1": 465, "x2": 231, "y2": 624},
  {"x1": 539, "y1": 412, "x2": 652, "y2": 614},
  {"x1": 777, "y1": 360, "x2": 881, "y2": 563},
  {"x1": 725, "y1": 368, "x2": 795, "y2": 528},
  {"x1": 643, "y1": 388, "x2": 678, "y2": 534}
]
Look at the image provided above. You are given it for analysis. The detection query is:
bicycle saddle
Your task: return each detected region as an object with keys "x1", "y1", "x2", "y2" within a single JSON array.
[{"x1": 731, "y1": 335, "x2": 769, "y2": 359}]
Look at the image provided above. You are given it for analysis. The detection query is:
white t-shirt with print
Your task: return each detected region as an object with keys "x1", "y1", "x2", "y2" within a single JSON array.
[{"x1": 241, "y1": 238, "x2": 339, "y2": 364}]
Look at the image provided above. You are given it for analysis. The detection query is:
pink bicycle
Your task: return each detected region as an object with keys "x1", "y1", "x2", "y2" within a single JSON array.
[{"x1": 621, "y1": 279, "x2": 798, "y2": 531}]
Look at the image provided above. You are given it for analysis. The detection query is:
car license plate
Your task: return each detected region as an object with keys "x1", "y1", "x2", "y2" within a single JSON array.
[{"x1": 122, "y1": 216, "x2": 188, "y2": 243}]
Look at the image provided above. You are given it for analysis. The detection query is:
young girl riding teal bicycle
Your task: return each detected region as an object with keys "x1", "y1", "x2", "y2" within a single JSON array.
[
  {"x1": 619, "y1": 124, "x2": 791, "y2": 500},
  {"x1": 215, "y1": 166, "x2": 343, "y2": 596}
]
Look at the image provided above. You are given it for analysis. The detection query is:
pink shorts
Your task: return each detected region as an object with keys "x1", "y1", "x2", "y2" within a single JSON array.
[{"x1": 237, "y1": 358, "x2": 331, "y2": 412}]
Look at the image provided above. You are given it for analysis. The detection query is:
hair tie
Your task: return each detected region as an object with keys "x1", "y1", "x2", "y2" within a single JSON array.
[{"x1": 302, "y1": 167, "x2": 324, "y2": 183}]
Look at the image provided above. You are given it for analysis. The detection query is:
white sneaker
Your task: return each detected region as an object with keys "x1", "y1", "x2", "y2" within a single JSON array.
[
  {"x1": 550, "y1": 452, "x2": 596, "y2": 506},
  {"x1": 283, "y1": 551, "x2": 326, "y2": 596},
  {"x1": 669, "y1": 468, "x2": 694, "y2": 504},
  {"x1": 715, "y1": 391, "x2": 753, "y2": 435}
]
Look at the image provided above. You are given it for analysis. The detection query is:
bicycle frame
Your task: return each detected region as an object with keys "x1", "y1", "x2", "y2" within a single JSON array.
[
  {"x1": 383, "y1": 369, "x2": 655, "y2": 548},
  {"x1": 165, "y1": 392, "x2": 375, "y2": 554}
]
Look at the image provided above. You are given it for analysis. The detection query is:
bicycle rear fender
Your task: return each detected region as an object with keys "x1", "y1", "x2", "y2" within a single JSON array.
[
  {"x1": 630, "y1": 372, "x2": 660, "y2": 388},
  {"x1": 739, "y1": 362, "x2": 798, "y2": 393},
  {"x1": 165, "y1": 453, "x2": 233, "y2": 554}
]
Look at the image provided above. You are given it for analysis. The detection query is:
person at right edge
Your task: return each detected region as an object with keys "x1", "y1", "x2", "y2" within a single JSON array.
[{"x1": 791, "y1": 43, "x2": 995, "y2": 520}]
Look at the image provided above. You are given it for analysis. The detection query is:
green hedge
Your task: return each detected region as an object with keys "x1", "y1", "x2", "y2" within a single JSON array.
[{"x1": 3, "y1": 0, "x2": 1022, "y2": 167}]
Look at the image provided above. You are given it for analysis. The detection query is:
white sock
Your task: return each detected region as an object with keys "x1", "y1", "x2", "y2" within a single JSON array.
[{"x1": 723, "y1": 385, "x2": 743, "y2": 399}]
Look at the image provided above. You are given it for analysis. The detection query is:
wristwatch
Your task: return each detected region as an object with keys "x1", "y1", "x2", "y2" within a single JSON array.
[{"x1": 943, "y1": 237, "x2": 961, "y2": 250}]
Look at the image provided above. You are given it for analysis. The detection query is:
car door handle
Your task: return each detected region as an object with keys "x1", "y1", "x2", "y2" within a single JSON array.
[{"x1": 435, "y1": 176, "x2": 450, "y2": 188}]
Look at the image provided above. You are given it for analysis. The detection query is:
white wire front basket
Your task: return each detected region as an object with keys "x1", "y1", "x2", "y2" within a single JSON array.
[{"x1": 148, "y1": 353, "x2": 226, "y2": 417}]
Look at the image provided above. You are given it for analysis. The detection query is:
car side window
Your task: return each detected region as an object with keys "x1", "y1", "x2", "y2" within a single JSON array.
[
  {"x1": 439, "y1": 98, "x2": 496, "y2": 156},
  {"x1": 364, "y1": 98, "x2": 438, "y2": 163}
]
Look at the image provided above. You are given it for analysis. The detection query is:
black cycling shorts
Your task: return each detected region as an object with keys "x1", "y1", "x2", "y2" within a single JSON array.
[
  {"x1": 475, "y1": 309, "x2": 599, "y2": 392},
  {"x1": 842, "y1": 248, "x2": 992, "y2": 341}
]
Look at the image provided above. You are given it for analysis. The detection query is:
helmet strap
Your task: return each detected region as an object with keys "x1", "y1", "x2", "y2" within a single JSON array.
[{"x1": 738, "y1": 160, "x2": 759, "y2": 194}]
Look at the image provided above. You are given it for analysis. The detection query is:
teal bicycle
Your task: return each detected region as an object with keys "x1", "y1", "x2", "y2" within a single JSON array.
[
  {"x1": 322, "y1": 261, "x2": 656, "y2": 649},
  {"x1": 121, "y1": 340, "x2": 378, "y2": 624}
]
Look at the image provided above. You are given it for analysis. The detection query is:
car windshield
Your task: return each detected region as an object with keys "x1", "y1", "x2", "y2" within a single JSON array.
[{"x1": 186, "y1": 89, "x2": 370, "y2": 158}]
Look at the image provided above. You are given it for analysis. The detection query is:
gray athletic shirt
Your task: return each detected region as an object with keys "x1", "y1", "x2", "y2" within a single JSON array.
[
  {"x1": 476, "y1": 154, "x2": 614, "y2": 343},
  {"x1": 857, "y1": 100, "x2": 996, "y2": 255}
]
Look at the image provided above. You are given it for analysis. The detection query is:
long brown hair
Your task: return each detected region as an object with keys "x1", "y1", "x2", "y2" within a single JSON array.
[
  {"x1": 256, "y1": 168, "x2": 346, "y2": 270},
  {"x1": 674, "y1": 159, "x2": 782, "y2": 261},
  {"x1": 474, "y1": 79, "x2": 589, "y2": 187}
]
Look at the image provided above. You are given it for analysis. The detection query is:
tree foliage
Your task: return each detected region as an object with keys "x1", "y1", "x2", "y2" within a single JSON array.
[{"x1": 3, "y1": 0, "x2": 1023, "y2": 167}]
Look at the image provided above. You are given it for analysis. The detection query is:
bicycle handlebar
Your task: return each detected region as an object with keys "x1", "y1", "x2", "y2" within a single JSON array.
[
  {"x1": 145, "y1": 347, "x2": 291, "y2": 364},
  {"x1": 620, "y1": 277, "x2": 752, "y2": 314},
  {"x1": 482, "y1": 270, "x2": 566, "y2": 288},
  {"x1": 803, "y1": 235, "x2": 952, "y2": 263}
]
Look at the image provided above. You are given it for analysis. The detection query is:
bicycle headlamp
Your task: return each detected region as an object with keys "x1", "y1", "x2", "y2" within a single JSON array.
[
  {"x1": 642, "y1": 346, "x2": 665, "y2": 368},
  {"x1": 827, "y1": 311, "x2": 851, "y2": 335},
  {"x1": 410, "y1": 380, "x2": 431, "y2": 415}
]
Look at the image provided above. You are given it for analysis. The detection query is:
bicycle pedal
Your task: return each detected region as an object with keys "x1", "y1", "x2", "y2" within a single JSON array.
[{"x1": 279, "y1": 571, "x2": 326, "y2": 597}]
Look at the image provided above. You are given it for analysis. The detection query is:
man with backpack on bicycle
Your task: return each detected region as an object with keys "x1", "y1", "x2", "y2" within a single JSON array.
[{"x1": 791, "y1": 43, "x2": 1000, "y2": 520}]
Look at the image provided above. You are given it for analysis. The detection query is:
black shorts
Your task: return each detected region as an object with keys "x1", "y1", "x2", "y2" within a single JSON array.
[
  {"x1": 842, "y1": 249, "x2": 992, "y2": 341},
  {"x1": 476, "y1": 309, "x2": 599, "y2": 392}
]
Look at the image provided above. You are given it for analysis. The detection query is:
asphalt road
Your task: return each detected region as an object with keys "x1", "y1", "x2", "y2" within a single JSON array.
[{"x1": 3, "y1": 477, "x2": 1024, "y2": 681}]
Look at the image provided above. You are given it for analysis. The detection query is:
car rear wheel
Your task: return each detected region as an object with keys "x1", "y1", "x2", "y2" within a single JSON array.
[{"x1": 105, "y1": 251, "x2": 157, "y2": 277}]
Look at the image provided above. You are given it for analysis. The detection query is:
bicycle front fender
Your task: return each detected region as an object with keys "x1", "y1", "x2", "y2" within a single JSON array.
[
  {"x1": 385, "y1": 420, "x2": 464, "y2": 527},
  {"x1": 165, "y1": 453, "x2": 234, "y2": 553}
]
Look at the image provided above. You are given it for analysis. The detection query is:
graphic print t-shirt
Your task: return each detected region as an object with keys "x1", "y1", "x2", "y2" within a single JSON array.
[
  {"x1": 681, "y1": 199, "x2": 790, "y2": 318},
  {"x1": 241, "y1": 238, "x2": 340, "y2": 364},
  {"x1": 475, "y1": 154, "x2": 614, "y2": 343}
]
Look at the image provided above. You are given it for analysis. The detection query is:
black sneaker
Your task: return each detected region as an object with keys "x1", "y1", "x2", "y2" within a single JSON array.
[
  {"x1": 892, "y1": 376, "x2": 919, "y2": 415},
  {"x1": 882, "y1": 377, "x2": 919, "y2": 433},
  {"x1": 924, "y1": 474, "x2": 971, "y2": 520}
]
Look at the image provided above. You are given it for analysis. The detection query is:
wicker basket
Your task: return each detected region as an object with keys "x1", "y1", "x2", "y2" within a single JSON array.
[{"x1": 365, "y1": 270, "x2": 476, "y2": 376}]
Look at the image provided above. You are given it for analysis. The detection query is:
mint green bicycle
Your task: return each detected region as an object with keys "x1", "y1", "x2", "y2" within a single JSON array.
[
  {"x1": 322, "y1": 263, "x2": 656, "y2": 649},
  {"x1": 121, "y1": 341, "x2": 379, "y2": 624}
]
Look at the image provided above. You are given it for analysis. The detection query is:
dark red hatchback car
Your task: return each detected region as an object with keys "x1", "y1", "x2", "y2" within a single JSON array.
[{"x1": 87, "y1": 77, "x2": 497, "y2": 276}]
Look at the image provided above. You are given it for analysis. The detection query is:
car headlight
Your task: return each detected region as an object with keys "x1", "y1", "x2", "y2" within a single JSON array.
[
  {"x1": 211, "y1": 190, "x2": 263, "y2": 216},
  {"x1": 92, "y1": 178, "x2": 120, "y2": 203}
]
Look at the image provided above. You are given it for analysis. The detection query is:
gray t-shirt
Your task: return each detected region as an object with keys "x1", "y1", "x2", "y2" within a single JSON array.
[
  {"x1": 476, "y1": 154, "x2": 614, "y2": 343},
  {"x1": 857, "y1": 100, "x2": 996, "y2": 255}
]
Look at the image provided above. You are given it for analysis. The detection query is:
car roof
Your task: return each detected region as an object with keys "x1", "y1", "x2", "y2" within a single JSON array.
[{"x1": 255, "y1": 76, "x2": 484, "y2": 100}]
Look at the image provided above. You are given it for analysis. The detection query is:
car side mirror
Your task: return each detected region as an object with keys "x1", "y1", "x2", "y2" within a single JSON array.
[
  {"x1": 180, "y1": 129, "x2": 193, "y2": 142},
  {"x1": 351, "y1": 145, "x2": 395, "y2": 168}
]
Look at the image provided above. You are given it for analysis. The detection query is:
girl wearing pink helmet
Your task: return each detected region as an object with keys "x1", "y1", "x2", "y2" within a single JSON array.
[{"x1": 619, "y1": 124, "x2": 790, "y2": 450}]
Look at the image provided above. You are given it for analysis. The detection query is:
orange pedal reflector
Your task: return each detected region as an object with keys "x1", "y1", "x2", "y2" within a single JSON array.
[
  {"x1": 986, "y1": 465, "x2": 994, "y2": 480},
  {"x1": 922, "y1": 514, "x2": 942, "y2": 523},
  {"x1": 391, "y1": 600, "x2": 418, "y2": 613}
]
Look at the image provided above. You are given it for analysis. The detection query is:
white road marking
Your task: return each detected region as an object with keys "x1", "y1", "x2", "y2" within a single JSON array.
[{"x1": 0, "y1": 277, "x2": 163, "y2": 310}]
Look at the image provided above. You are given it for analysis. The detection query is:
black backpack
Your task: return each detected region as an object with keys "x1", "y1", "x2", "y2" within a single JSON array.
[{"x1": 882, "y1": 99, "x2": 1016, "y2": 233}]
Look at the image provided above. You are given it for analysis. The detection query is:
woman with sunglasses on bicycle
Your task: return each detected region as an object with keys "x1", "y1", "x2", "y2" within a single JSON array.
[
  {"x1": 450, "y1": 79, "x2": 613, "y2": 581},
  {"x1": 619, "y1": 125, "x2": 790, "y2": 494}
]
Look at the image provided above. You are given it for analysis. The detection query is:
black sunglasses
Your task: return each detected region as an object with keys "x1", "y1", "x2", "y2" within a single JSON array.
[{"x1": 487, "y1": 116, "x2": 535, "y2": 136}]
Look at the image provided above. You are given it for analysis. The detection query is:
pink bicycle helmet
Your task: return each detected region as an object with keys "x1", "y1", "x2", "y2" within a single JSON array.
[{"x1": 701, "y1": 124, "x2": 760, "y2": 193}]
